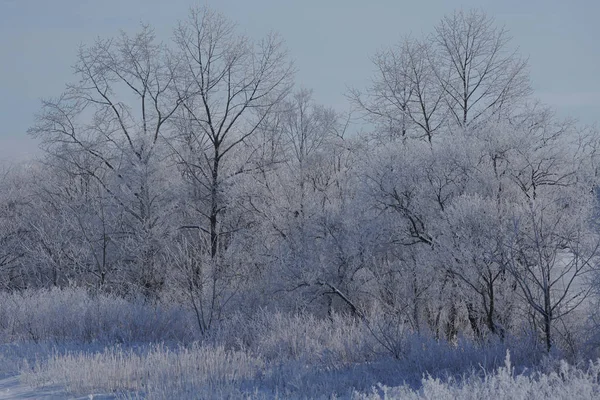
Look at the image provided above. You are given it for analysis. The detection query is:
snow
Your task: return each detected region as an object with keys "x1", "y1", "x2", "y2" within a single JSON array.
[
  {"x1": 0, "y1": 376, "x2": 71, "y2": 400},
  {"x1": 0, "y1": 376, "x2": 118, "y2": 399}
]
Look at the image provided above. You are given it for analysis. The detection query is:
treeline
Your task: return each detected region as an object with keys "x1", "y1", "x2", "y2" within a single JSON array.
[{"x1": 1, "y1": 8, "x2": 600, "y2": 355}]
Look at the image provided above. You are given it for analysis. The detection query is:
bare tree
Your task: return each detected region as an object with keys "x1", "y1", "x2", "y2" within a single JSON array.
[
  {"x1": 354, "y1": 10, "x2": 529, "y2": 143},
  {"x1": 442, "y1": 194, "x2": 517, "y2": 339},
  {"x1": 170, "y1": 6, "x2": 293, "y2": 260},
  {"x1": 503, "y1": 119, "x2": 598, "y2": 351},
  {"x1": 275, "y1": 89, "x2": 361, "y2": 314},
  {"x1": 351, "y1": 38, "x2": 445, "y2": 143},
  {"x1": 29, "y1": 25, "x2": 181, "y2": 295},
  {"x1": 350, "y1": 40, "x2": 414, "y2": 142},
  {"x1": 506, "y1": 195, "x2": 598, "y2": 352},
  {"x1": 159, "y1": 7, "x2": 293, "y2": 333},
  {"x1": 0, "y1": 165, "x2": 29, "y2": 290},
  {"x1": 431, "y1": 10, "x2": 531, "y2": 127}
]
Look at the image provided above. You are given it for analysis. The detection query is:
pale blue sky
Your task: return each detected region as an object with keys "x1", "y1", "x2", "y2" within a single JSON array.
[{"x1": 1, "y1": 0, "x2": 599, "y2": 161}]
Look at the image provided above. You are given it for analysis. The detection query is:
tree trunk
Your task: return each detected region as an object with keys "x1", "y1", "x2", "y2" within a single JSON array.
[{"x1": 210, "y1": 152, "x2": 220, "y2": 259}]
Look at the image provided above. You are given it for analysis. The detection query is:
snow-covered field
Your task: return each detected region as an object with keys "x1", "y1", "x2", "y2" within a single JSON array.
[
  {"x1": 2, "y1": 353, "x2": 600, "y2": 399},
  {"x1": 0, "y1": 376, "x2": 116, "y2": 400},
  {"x1": 0, "y1": 288, "x2": 597, "y2": 399}
]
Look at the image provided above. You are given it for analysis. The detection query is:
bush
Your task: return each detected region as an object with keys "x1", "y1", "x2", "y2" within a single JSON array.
[
  {"x1": 0, "y1": 288, "x2": 197, "y2": 345},
  {"x1": 354, "y1": 352, "x2": 600, "y2": 400}
]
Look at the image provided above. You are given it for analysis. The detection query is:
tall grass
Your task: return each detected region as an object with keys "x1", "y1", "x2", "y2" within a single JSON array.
[
  {"x1": 0, "y1": 288, "x2": 197, "y2": 344},
  {"x1": 354, "y1": 352, "x2": 600, "y2": 400},
  {"x1": 22, "y1": 344, "x2": 264, "y2": 399},
  {"x1": 2, "y1": 288, "x2": 598, "y2": 398},
  {"x1": 21, "y1": 346, "x2": 600, "y2": 399}
]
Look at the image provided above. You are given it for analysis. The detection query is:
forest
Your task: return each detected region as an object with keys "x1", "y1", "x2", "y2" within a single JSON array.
[{"x1": 1, "y1": 7, "x2": 600, "y2": 399}]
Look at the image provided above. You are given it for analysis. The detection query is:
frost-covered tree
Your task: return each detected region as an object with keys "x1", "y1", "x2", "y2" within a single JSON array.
[
  {"x1": 0, "y1": 164, "x2": 30, "y2": 290},
  {"x1": 244, "y1": 89, "x2": 367, "y2": 315},
  {"x1": 29, "y1": 25, "x2": 181, "y2": 295},
  {"x1": 162, "y1": 6, "x2": 293, "y2": 332},
  {"x1": 431, "y1": 10, "x2": 531, "y2": 127},
  {"x1": 351, "y1": 38, "x2": 445, "y2": 142},
  {"x1": 497, "y1": 114, "x2": 600, "y2": 351},
  {"x1": 354, "y1": 10, "x2": 531, "y2": 143},
  {"x1": 169, "y1": 6, "x2": 293, "y2": 259},
  {"x1": 15, "y1": 4, "x2": 600, "y2": 359}
]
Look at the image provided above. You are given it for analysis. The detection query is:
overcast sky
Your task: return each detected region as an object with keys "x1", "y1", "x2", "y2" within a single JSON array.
[{"x1": 1, "y1": 0, "x2": 598, "y2": 162}]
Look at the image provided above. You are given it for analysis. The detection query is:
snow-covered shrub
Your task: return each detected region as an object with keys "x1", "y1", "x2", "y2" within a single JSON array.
[
  {"x1": 23, "y1": 347, "x2": 600, "y2": 399},
  {"x1": 215, "y1": 310, "x2": 375, "y2": 367},
  {"x1": 0, "y1": 288, "x2": 197, "y2": 344},
  {"x1": 3, "y1": 289, "x2": 591, "y2": 398},
  {"x1": 354, "y1": 352, "x2": 600, "y2": 400}
]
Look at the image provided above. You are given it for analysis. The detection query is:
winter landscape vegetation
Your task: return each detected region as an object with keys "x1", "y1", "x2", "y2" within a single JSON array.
[{"x1": 1, "y1": 3, "x2": 600, "y2": 399}]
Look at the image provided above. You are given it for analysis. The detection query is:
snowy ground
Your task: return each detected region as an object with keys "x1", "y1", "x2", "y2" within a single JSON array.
[
  {"x1": 0, "y1": 375, "x2": 118, "y2": 399},
  {"x1": 0, "y1": 376, "x2": 68, "y2": 400},
  {"x1": 0, "y1": 289, "x2": 597, "y2": 399},
  {"x1": 2, "y1": 355, "x2": 600, "y2": 400}
]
